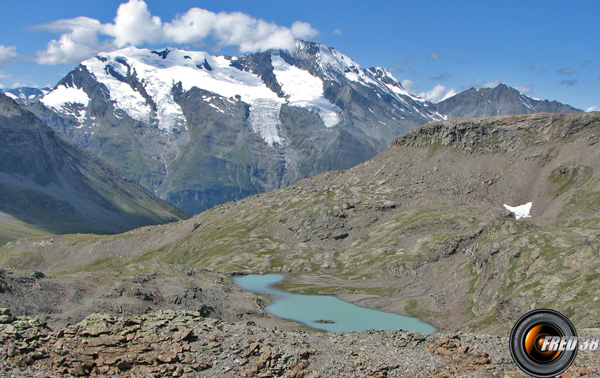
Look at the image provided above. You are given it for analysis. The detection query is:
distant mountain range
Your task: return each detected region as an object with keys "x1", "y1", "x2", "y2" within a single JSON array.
[
  {"x1": 1, "y1": 87, "x2": 51, "y2": 105},
  {"x1": 436, "y1": 83, "x2": 580, "y2": 118},
  {"x1": 0, "y1": 93, "x2": 187, "y2": 241},
  {"x1": 10, "y1": 40, "x2": 581, "y2": 215}
]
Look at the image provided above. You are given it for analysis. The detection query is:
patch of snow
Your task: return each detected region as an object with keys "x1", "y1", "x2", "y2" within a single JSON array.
[
  {"x1": 41, "y1": 85, "x2": 90, "y2": 126},
  {"x1": 4, "y1": 92, "x2": 17, "y2": 100},
  {"x1": 503, "y1": 202, "x2": 532, "y2": 220},
  {"x1": 84, "y1": 55, "x2": 152, "y2": 124},
  {"x1": 316, "y1": 45, "x2": 377, "y2": 87},
  {"x1": 519, "y1": 95, "x2": 534, "y2": 111},
  {"x1": 84, "y1": 47, "x2": 288, "y2": 139},
  {"x1": 208, "y1": 102, "x2": 224, "y2": 114},
  {"x1": 249, "y1": 99, "x2": 284, "y2": 146},
  {"x1": 41, "y1": 85, "x2": 90, "y2": 109},
  {"x1": 271, "y1": 54, "x2": 340, "y2": 127}
]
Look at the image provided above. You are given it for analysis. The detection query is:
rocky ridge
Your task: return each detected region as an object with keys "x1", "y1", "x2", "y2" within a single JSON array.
[
  {"x1": 0, "y1": 307, "x2": 570, "y2": 378},
  {"x1": 436, "y1": 83, "x2": 580, "y2": 119}
]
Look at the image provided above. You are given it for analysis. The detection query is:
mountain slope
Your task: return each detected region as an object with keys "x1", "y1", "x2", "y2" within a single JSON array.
[
  {"x1": 28, "y1": 41, "x2": 442, "y2": 214},
  {"x1": 0, "y1": 93, "x2": 188, "y2": 239},
  {"x1": 436, "y1": 83, "x2": 581, "y2": 119},
  {"x1": 1, "y1": 87, "x2": 50, "y2": 106},
  {"x1": 2, "y1": 112, "x2": 599, "y2": 334}
]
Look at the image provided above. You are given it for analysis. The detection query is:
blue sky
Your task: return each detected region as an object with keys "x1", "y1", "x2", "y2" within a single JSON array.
[{"x1": 0, "y1": 0, "x2": 598, "y2": 110}]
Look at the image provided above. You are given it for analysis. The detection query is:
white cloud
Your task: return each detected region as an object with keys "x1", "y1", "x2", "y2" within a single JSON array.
[
  {"x1": 0, "y1": 70, "x2": 13, "y2": 80},
  {"x1": 587, "y1": 106, "x2": 598, "y2": 112},
  {"x1": 0, "y1": 45, "x2": 18, "y2": 63},
  {"x1": 467, "y1": 79, "x2": 501, "y2": 89},
  {"x1": 104, "y1": 0, "x2": 162, "y2": 47},
  {"x1": 35, "y1": 0, "x2": 319, "y2": 65},
  {"x1": 427, "y1": 52, "x2": 440, "y2": 60},
  {"x1": 418, "y1": 84, "x2": 457, "y2": 103},
  {"x1": 333, "y1": 29, "x2": 342, "y2": 35},
  {"x1": 515, "y1": 85, "x2": 533, "y2": 95},
  {"x1": 11, "y1": 82, "x2": 26, "y2": 88},
  {"x1": 481, "y1": 80, "x2": 500, "y2": 88},
  {"x1": 401, "y1": 79, "x2": 420, "y2": 93},
  {"x1": 35, "y1": 17, "x2": 105, "y2": 65},
  {"x1": 0, "y1": 83, "x2": 4, "y2": 89}
]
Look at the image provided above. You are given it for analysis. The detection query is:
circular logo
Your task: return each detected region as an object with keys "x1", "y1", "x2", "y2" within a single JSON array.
[{"x1": 509, "y1": 309, "x2": 578, "y2": 377}]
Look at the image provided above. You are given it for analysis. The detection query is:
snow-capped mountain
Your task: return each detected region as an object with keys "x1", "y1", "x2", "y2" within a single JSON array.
[
  {"x1": 1, "y1": 87, "x2": 51, "y2": 105},
  {"x1": 29, "y1": 41, "x2": 442, "y2": 214},
  {"x1": 436, "y1": 83, "x2": 581, "y2": 119}
]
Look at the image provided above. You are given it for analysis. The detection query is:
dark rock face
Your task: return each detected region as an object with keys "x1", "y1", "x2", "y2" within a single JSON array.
[
  {"x1": 436, "y1": 83, "x2": 581, "y2": 119},
  {"x1": 0, "y1": 93, "x2": 187, "y2": 235}
]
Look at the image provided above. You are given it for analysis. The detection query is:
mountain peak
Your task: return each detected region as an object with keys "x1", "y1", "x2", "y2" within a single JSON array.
[
  {"x1": 437, "y1": 83, "x2": 580, "y2": 119},
  {"x1": 30, "y1": 41, "x2": 442, "y2": 214}
]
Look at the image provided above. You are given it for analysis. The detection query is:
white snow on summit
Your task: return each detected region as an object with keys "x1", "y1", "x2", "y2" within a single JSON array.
[
  {"x1": 41, "y1": 85, "x2": 90, "y2": 109},
  {"x1": 83, "y1": 47, "x2": 286, "y2": 140},
  {"x1": 41, "y1": 85, "x2": 90, "y2": 125},
  {"x1": 271, "y1": 54, "x2": 340, "y2": 127},
  {"x1": 41, "y1": 43, "x2": 442, "y2": 144}
]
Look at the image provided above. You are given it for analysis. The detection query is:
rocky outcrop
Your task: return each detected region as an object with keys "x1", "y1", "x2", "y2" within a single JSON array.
[{"x1": 1, "y1": 307, "x2": 573, "y2": 378}]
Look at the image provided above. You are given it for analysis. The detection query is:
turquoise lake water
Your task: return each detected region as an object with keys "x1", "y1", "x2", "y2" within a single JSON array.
[{"x1": 234, "y1": 274, "x2": 436, "y2": 333}]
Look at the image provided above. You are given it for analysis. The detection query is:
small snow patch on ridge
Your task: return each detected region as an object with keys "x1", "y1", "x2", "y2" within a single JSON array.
[{"x1": 503, "y1": 202, "x2": 532, "y2": 220}]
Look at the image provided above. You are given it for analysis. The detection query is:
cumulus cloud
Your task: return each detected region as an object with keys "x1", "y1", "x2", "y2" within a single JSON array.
[
  {"x1": 0, "y1": 45, "x2": 18, "y2": 63},
  {"x1": 35, "y1": 17, "x2": 105, "y2": 65},
  {"x1": 557, "y1": 67, "x2": 576, "y2": 76},
  {"x1": 560, "y1": 79, "x2": 578, "y2": 87},
  {"x1": 430, "y1": 72, "x2": 451, "y2": 81},
  {"x1": 419, "y1": 84, "x2": 457, "y2": 103},
  {"x1": 35, "y1": 0, "x2": 318, "y2": 65},
  {"x1": 333, "y1": 29, "x2": 342, "y2": 35},
  {"x1": 427, "y1": 52, "x2": 440, "y2": 60},
  {"x1": 104, "y1": 0, "x2": 162, "y2": 47},
  {"x1": 11, "y1": 82, "x2": 26, "y2": 88},
  {"x1": 587, "y1": 106, "x2": 598, "y2": 112}
]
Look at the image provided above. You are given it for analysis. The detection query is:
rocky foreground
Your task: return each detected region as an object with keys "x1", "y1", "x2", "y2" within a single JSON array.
[{"x1": 1, "y1": 308, "x2": 599, "y2": 378}]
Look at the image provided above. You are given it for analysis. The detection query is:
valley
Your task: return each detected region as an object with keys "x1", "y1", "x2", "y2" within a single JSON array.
[{"x1": 2, "y1": 112, "x2": 598, "y2": 333}]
